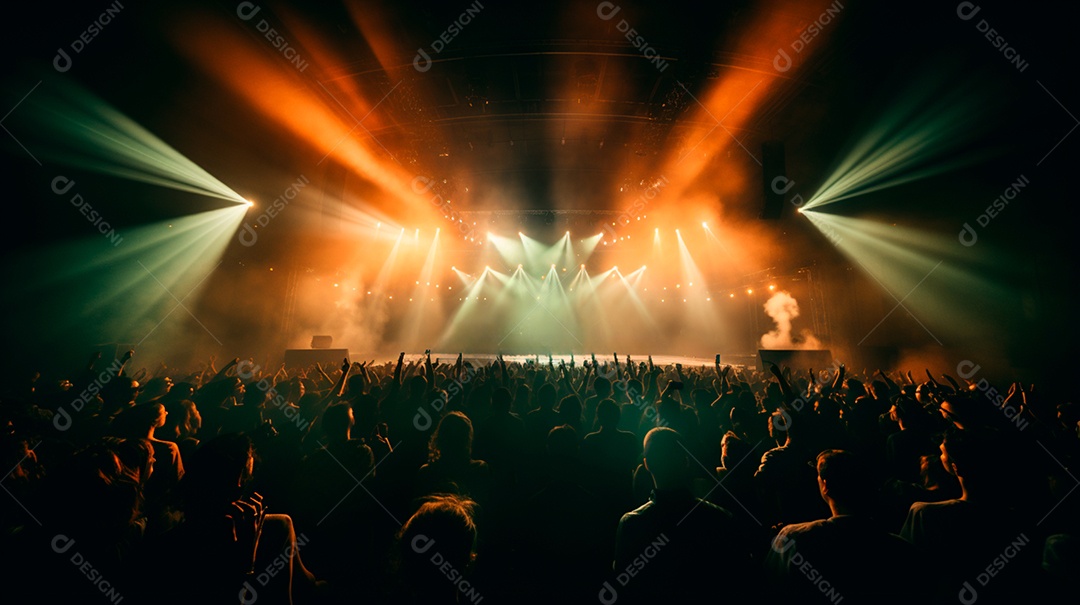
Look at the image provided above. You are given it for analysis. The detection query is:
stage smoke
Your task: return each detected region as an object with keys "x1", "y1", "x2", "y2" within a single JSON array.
[{"x1": 760, "y1": 291, "x2": 822, "y2": 349}]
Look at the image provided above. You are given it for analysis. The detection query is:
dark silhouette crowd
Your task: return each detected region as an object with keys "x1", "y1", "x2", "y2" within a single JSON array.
[{"x1": 1, "y1": 350, "x2": 1077, "y2": 604}]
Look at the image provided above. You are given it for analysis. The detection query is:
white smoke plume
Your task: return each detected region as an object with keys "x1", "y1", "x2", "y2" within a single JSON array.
[{"x1": 760, "y1": 290, "x2": 823, "y2": 350}]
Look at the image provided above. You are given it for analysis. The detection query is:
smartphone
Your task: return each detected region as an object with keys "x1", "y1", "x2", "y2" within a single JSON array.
[{"x1": 715, "y1": 354, "x2": 721, "y2": 364}]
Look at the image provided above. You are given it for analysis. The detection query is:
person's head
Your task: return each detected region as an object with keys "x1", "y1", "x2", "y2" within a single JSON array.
[
  {"x1": 546, "y1": 424, "x2": 578, "y2": 462},
  {"x1": 491, "y1": 387, "x2": 513, "y2": 414},
  {"x1": 593, "y1": 376, "x2": 612, "y2": 398},
  {"x1": 720, "y1": 431, "x2": 751, "y2": 470},
  {"x1": 940, "y1": 428, "x2": 1000, "y2": 491},
  {"x1": 430, "y1": 411, "x2": 474, "y2": 463},
  {"x1": 397, "y1": 495, "x2": 478, "y2": 595},
  {"x1": 814, "y1": 449, "x2": 871, "y2": 512},
  {"x1": 642, "y1": 427, "x2": 688, "y2": 489},
  {"x1": 558, "y1": 395, "x2": 582, "y2": 426},
  {"x1": 595, "y1": 399, "x2": 620, "y2": 430},
  {"x1": 537, "y1": 383, "x2": 557, "y2": 409},
  {"x1": 322, "y1": 402, "x2": 355, "y2": 440},
  {"x1": 939, "y1": 395, "x2": 978, "y2": 429},
  {"x1": 407, "y1": 374, "x2": 429, "y2": 399},
  {"x1": 163, "y1": 399, "x2": 202, "y2": 441},
  {"x1": 137, "y1": 376, "x2": 173, "y2": 403},
  {"x1": 111, "y1": 437, "x2": 155, "y2": 485}
]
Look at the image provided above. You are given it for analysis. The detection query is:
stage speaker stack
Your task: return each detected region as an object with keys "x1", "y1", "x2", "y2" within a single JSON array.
[{"x1": 284, "y1": 335, "x2": 348, "y2": 369}]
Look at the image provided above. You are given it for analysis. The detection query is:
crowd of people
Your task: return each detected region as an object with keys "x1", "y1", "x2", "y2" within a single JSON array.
[{"x1": 1, "y1": 350, "x2": 1077, "y2": 604}]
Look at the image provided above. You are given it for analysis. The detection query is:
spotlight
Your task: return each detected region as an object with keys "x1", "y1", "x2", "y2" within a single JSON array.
[
  {"x1": 702, "y1": 222, "x2": 707, "y2": 228},
  {"x1": 580, "y1": 264, "x2": 585, "y2": 269},
  {"x1": 244, "y1": 199, "x2": 255, "y2": 207},
  {"x1": 747, "y1": 288, "x2": 753, "y2": 294},
  {"x1": 769, "y1": 284, "x2": 776, "y2": 291}
]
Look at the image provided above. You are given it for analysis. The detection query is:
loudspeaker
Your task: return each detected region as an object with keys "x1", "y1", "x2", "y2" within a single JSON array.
[
  {"x1": 758, "y1": 349, "x2": 833, "y2": 372},
  {"x1": 761, "y1": 141, "x2": 786, "y2": 220},
  {"x1": 284, "y1": 348, "x2": 349, "y2": 370},
  {"x1": 310, "y1": 335, "x2": 333, "y2": 349}
]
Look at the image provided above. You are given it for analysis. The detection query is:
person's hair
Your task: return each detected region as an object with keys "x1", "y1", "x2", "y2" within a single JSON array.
[
  {"x1": 396, "y1": 494, "x2": 479, "y2": 587},
  {"x1": 110, "y1": 437, "x2": 155, "y2": 485},
  {"x1": 558, "y1": 395, "x2": 582, "y2": 425},
  {"x1": 642, "y1": 427, "x2": 687, "y2": 482},
  {"x1": 546, "y1": 424, "x2": 578, "y2": 460},
  {"x1": 720, "y1": 430, "x2": 751, "y2": 469},
  {"x1": 815, "y1": 449, "x2": 870, "y2": 505},
  {"x1": 163, "y1": 399, "x2": 201, "y2": 440},
  {"x1": 941, "y1": 427, "x2": 1000, "y2": 483},
  {"x1": 429, "y1": 411, "x2": 474, "y2": 463}
]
